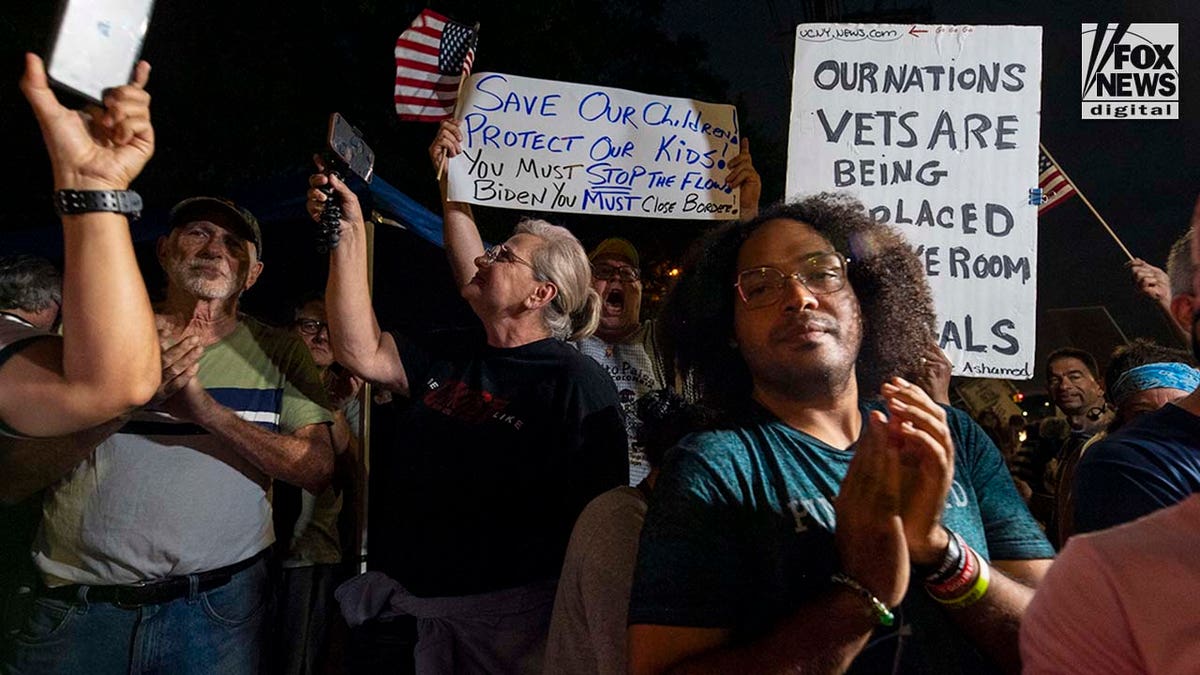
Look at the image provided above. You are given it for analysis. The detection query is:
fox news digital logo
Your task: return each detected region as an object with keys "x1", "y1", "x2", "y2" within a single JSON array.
[{"x1": 1082, "y1": 23, "x2": 1178, "y2": 120}]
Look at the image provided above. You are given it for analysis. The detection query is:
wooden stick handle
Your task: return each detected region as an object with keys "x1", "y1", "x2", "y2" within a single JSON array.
[{"x1": 1039, "y1": 143, "x2": 1134, "y2": 261}]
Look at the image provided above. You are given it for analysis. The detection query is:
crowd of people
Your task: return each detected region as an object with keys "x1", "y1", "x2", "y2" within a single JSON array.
[{"x1": 2, "y1": 50, "x2": 1199, "y2": 675}]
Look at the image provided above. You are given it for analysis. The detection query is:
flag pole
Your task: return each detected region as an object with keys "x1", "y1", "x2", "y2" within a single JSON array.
[
  {"x1": 435, "y1": 71, "x2": 467, "y2": 182},
  {"x1": 1039, "y1": 142, "x2": 1134, "y2": 261},
  {"x1": 436, "y1": 23, "x2": 479, "y2": 182}
]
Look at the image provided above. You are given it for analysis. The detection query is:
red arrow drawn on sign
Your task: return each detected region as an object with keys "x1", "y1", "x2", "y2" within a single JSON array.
[{"x1": 909, "y1": 26, "x2": 928, "y2": 37}]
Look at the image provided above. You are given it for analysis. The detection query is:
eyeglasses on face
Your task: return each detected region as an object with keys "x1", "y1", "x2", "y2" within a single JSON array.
[
  {"x1": 734, "y1": 251, "x2": 849, "y2": 309},
  {"x1": 592, "y1": 262, "x2": 640, "y2": 282},
  {"x1": 294, "y1": 318, "x2": 329, "y2": 336},
  {"x1": 477, "y1": 244, "x2": 535, "y2": 270}
]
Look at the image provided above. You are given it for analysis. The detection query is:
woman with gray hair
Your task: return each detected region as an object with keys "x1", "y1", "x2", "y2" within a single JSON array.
[
  {"x1": 305, "y1": 119, "x2": 626, "y2": 674},
  {"x1": 509, "y1": 217, "x2": 601, "y2": 341}
]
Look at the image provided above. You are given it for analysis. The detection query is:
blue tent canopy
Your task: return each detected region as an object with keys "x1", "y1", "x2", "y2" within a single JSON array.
[{"x1": 0, "y1": 173, "x2": 445, "y2": 259}]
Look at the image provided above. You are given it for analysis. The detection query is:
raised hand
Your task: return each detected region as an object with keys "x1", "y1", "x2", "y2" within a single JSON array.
[
  {"x1": 914, "y1": 341, "x2": 953, "y2": 405},
  {"x1": 1128, "y1": 258, "x2": 1171, "y2": 308},
  {"x1": 725, "y1": 137, "x2": 762, "y2": 219},
  {"x1": 429, "y1": 119, "x2": 464, "y2": 177},
  {"x1": 307, "y1": 159, "x2": 365, "y2": 232},
  {"x1": 325, "y1": 367, "x2": 364, "y2": 410},
  {"x1": 880, "y1": 377, "x2": 955, "y2": 566},
  {"x1": 20, "y1": 53, "x2": 154, "y2": 190}
]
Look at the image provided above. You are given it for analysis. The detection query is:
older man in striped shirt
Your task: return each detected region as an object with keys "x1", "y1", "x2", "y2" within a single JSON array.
[{"x1": 5, "y1": 198, "x2": 334, "y2": 675}]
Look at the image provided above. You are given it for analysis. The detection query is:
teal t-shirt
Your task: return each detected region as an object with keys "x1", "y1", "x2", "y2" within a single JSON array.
[{"x1": 629, "y1": 401, "x2": 1053, "y2": 674}]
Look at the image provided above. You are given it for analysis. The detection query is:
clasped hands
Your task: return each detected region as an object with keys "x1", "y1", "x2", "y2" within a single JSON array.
[
  {"x1": 150, "y1": 318, "x2": 216, "y2": 424},
  {"x1": 834, "y1": 377, "x2": 955, "y2": 608}
]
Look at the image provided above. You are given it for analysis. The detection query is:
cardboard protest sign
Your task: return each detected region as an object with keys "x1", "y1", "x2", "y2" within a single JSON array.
[
  {"x1": 446, "y1": 72, "x2": 742, "y2": 220},
  {"x1": 955, "y1": 378, "x2": 1025, "y2": 421},
  {"x1": 787, "y1": 24, "x2": 1043, "y2": 380}
]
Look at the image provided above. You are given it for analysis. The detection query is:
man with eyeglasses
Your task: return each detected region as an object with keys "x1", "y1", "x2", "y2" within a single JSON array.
[
  {"x1": 627, "y1": 195, "x2": 1053, "y2": 674},
  {"x1": 575, "y1": 147, "x2": 761, "y2": 486},
  {"x1": 575, "y1": 238, "x2": 661, "y2": 485},
  {"x1": 264, "y1": 295, "x2": 362, "y2": 675}
]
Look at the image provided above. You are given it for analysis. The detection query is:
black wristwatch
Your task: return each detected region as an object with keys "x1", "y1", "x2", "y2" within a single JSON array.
[{"x1": 53, "y1": 189, "x2": 144, "y2": 220}]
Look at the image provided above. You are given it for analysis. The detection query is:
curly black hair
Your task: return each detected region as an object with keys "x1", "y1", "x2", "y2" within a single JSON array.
[{"x1": 657, "y1": 193, "x2": 937, "y2": 414}]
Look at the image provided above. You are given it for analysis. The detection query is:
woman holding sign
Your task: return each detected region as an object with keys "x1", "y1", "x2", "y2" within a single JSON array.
[{"x1": 306, "y1": 118, "x2": 627, "y2": 673}]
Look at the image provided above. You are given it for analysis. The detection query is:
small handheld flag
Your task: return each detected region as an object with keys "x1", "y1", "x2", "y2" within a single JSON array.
[
  {"x1": 394, "y1": 9, "x2": 478, "y2": 122},
  {"x1": 1037, "y1": 150, "x2": 1077, "y2": 215}
]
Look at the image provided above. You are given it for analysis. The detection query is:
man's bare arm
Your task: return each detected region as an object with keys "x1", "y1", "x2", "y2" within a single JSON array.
[
  {"x1": 931, "y1": 558, "x2": 1051, "y2": 674},
  {"x1": 630, "y1": 590, "x2": 877, "y2": 675},
  {"x1": 193, "y1": 403, "x2": 333, "y2": 494},
  {"x1": 1, "y1": 55, "x2": 160, "y2": 436}
]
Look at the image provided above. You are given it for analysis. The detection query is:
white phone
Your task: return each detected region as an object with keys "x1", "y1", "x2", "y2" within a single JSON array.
[{"x1": 46, "y1": 0, "x2": 156, "y2": 103}]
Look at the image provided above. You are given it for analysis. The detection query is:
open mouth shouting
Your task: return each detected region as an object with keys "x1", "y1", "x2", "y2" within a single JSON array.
[{"x1": 603, "y1": 287, "x2": 626, "y2": 317}]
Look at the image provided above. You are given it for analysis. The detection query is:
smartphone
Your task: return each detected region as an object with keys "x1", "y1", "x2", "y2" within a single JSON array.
[
  {"x1": 327, "y1": 113, "x2": 375, "y2": 184},
  {"x1": 46, "y1": 0, "x2": 156, "y2": 104}
]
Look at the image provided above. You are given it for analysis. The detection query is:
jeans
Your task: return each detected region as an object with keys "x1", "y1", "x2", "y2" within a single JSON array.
[
  {"x1": 1, "y1": 558, "x2": 268, "y2": 675},
  {"x1": 271, "y1": 564, "x2": 337, "y2": 675}
]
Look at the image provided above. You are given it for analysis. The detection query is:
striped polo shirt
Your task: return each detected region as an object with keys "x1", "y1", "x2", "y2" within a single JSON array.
[{"x1": 34, "y1": 317, "x2": 333, "y2": 586}]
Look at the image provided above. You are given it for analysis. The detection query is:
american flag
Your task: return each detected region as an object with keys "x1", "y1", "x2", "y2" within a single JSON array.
[
  {"x1": 394, "y1": 9, "x2": 478, "y2": 122},
  {"x1": 1037, "y1": 149, "x2": 1077, "y2": 215}
]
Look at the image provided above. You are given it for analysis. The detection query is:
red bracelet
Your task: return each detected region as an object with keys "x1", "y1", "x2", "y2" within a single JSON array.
[{"x1": 926, "y1": 546, "x2": 978, "y2": 598}]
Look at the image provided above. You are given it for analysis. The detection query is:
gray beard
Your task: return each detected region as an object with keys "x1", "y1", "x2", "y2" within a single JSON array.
[{"x1": 169, "y1": 264, "x2": 239, "y2": 301}]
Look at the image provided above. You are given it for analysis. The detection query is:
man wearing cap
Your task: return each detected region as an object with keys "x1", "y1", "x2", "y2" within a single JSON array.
[
  {"x1": 575, "y1": 237, "x2": 664, "y2": 484},
  {"x1": 576, "y1": 144, "x2": 761, "y2": 484},
  {"x1": 4, "y1": 198, "x2": 334, "y2": 675}
]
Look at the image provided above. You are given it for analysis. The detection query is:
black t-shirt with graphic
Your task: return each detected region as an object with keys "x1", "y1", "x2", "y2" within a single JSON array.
[{"x1": 379, "y1": 332, "x2": 628, "y2": 597}]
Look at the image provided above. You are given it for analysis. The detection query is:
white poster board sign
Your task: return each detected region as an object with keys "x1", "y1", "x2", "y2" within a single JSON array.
[
  {"x1": 787, "y1": 24, "x2": 1042, "y2": 380},
  {"x1": 447, "y1": 72, "x2": 742, "y2": 220}
]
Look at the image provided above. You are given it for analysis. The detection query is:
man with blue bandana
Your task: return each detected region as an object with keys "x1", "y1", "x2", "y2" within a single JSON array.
[
  {"x1": 1054, "y1": 339, "x2": 1198, "y2": 541},
  {"x1": 1020, "y1": 196, "x2": 1200, "y2": 673},
  {"x1": 1072, "y1": 348, "x2": 1200, "y2": 535}
]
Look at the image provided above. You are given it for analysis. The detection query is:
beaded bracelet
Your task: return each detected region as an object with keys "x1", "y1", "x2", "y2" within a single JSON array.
[{"x1": 831, "y1": 573, "x2": 895, "y2": 627}]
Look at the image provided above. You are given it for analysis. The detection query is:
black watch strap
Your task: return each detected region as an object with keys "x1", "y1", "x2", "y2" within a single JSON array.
[{"x1": 53, "y1": 190, "x2": 143, "y2": 220}]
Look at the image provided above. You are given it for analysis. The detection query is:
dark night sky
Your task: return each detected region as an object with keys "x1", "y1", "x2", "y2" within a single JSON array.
[
  {"x1": 661, "y1": 0, "x2": 1200, "y2": 376},
  {"x1": 3, "y1": 0, "x2": 1197, "y2": 380}
]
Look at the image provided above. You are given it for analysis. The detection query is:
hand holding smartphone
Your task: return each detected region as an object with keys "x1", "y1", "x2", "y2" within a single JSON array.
[
  {"x1": 327, "y1": 113, "x2": 375, "y2": 184},
  {"x1": 315, "y1": 114, "x2": 375, "y2": 252},
  {"x1": 46, "y1": 0, "x2": 156, "y2": 103}
]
